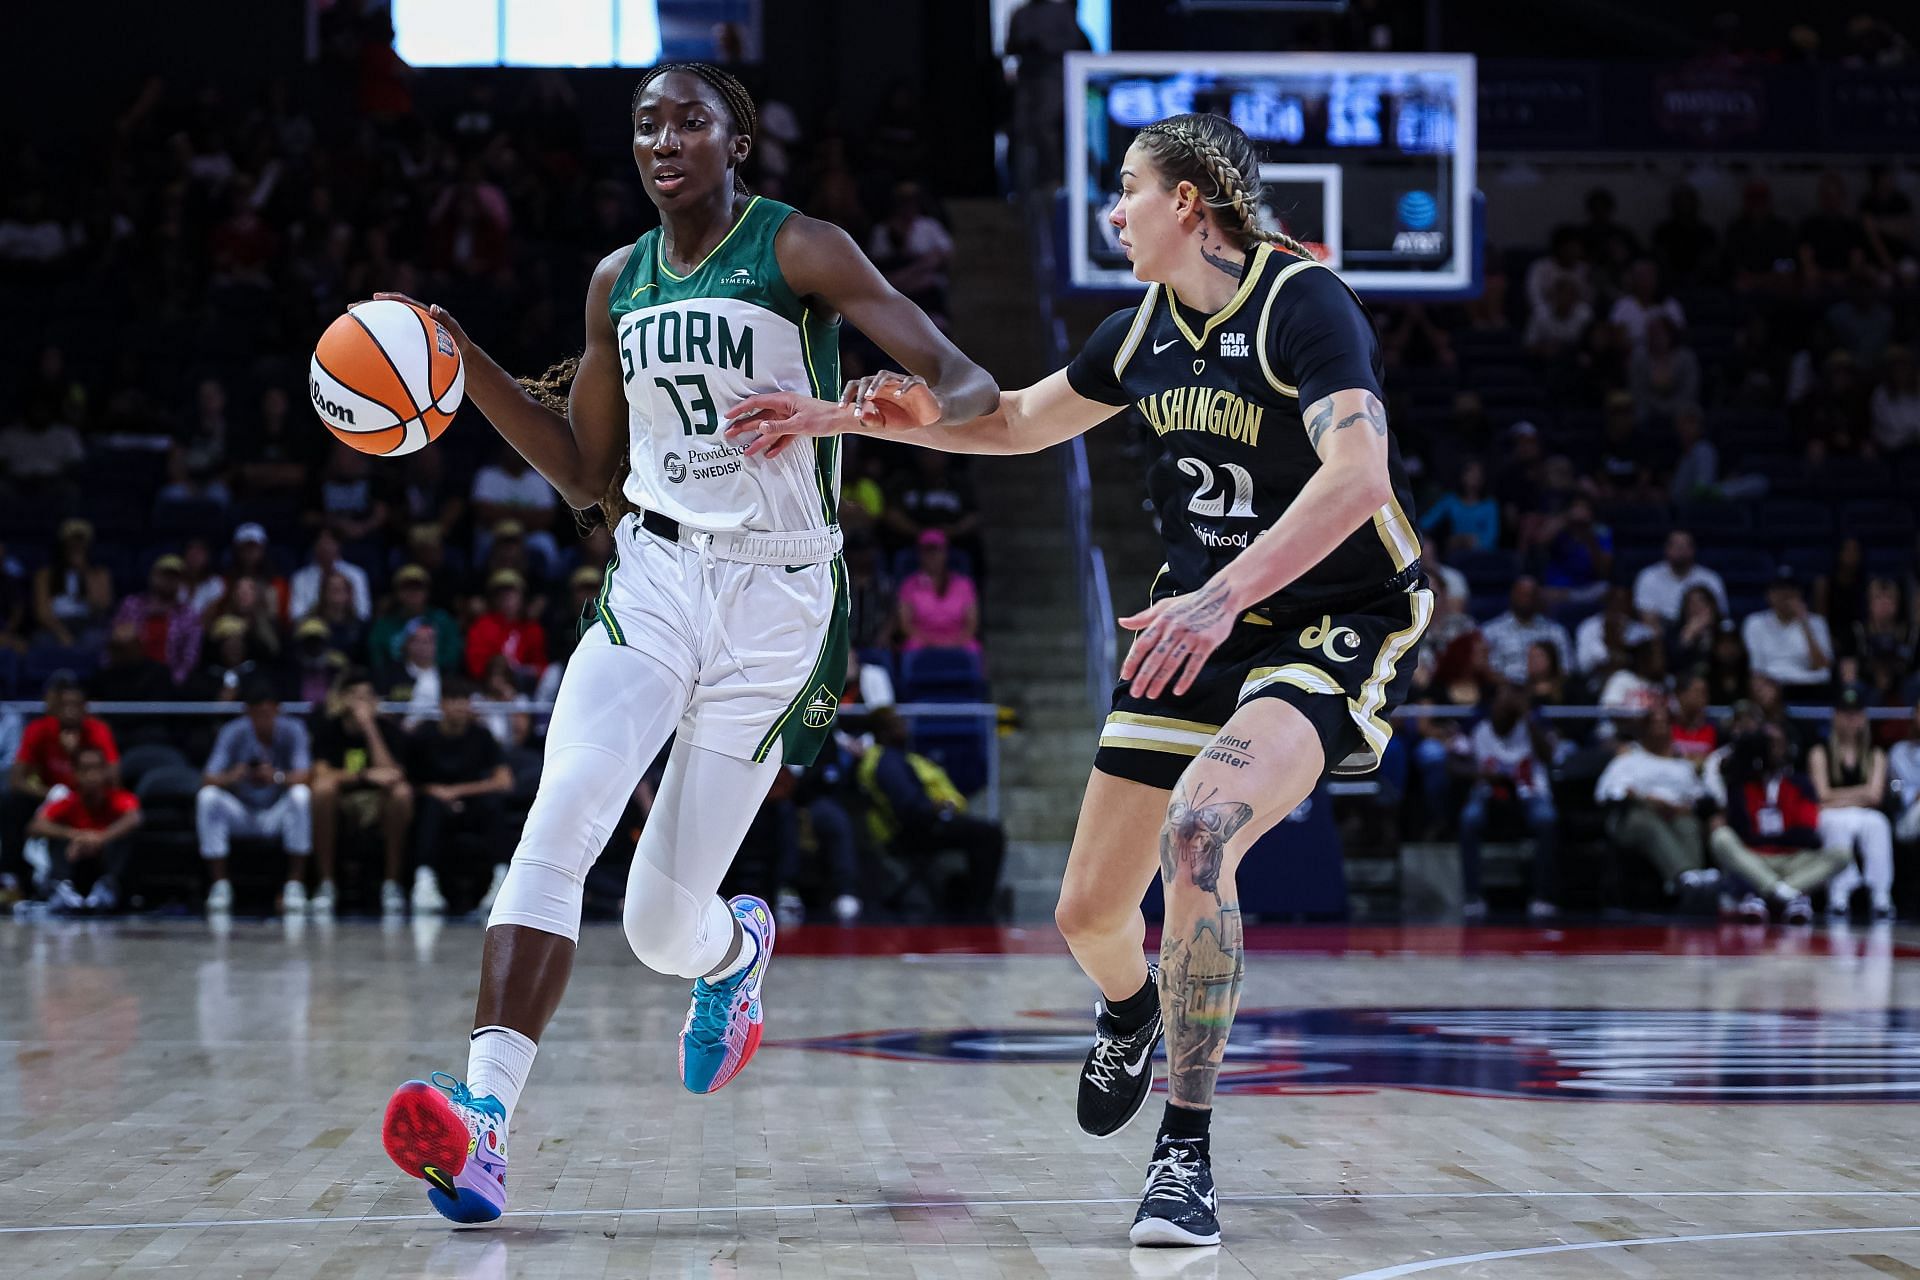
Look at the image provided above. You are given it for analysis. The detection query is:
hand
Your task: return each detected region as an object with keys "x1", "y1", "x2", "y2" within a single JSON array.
[
  {"x1": 838, "y1": 371, "x2": 941, "y2": 430},
  {"x1": 249, "y1": 762, "x2": 277, "y2": 784},
  {"x1": 1117, "y1": 578, "x2": 1240, "y2": 699},
  {"x1": 68, "y1": 834, "x2": 100, "y2": 860},
  {"x1": 371, "y1": 292, "x2": 471, "y2": 354},
  {"x1": 722, "y1": 391, "x2": 859, "y2": 460},
  {"x1": 427, "y1": 784, "x2": 457, "y2": 805},
  {"x1": 365, "y1": 765, "x2": 403, "y2": 787}
]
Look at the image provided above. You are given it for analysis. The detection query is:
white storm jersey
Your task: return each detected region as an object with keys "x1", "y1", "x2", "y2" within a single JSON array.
[{"x1": 608, "y1": 196, "x2": 841, "y2": 534}]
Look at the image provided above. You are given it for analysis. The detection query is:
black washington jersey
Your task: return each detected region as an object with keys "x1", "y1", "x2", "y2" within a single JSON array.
[{"x1": 1066, "y1": 243, "x2": 1419, "y2": 614}]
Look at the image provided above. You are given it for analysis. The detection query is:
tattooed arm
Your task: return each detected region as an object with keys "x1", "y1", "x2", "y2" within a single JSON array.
[{"x1": 1216, "y1": 387, "x2": 1394, "y2": 605}]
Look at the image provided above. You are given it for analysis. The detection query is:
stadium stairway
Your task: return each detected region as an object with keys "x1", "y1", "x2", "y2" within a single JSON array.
[{"x1": 945, "y1": 200, "x2": 1099, "y2": 918}]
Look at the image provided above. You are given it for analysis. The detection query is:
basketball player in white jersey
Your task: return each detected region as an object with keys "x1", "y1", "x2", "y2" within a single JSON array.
[{"x1": 375, "y1": 63, "x2": 996, "y2": 1224}]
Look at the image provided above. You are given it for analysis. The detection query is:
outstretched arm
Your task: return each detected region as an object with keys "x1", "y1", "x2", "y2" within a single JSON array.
[
  {"x1": 725, "y1": 273, "x2": 1139, "y2": 458},
  {"x1": 777, "y1": 215, "x2": 998, "y2": 426},
  {"x1": 725, "y1": 366, "x2": 1118, "y2": 458}
]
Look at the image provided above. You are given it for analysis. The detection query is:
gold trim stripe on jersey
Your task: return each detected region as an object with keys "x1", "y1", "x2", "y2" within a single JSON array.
[
  {"x1": 1099, "y1": 710, "x2": 1221, "y2": 758},
  {"x1": 1165, "y1": 244, "x2": 1273, "y2": 350},
  {"x1": 1254, "y1": 255, "x2": 1328, "y2": 399},
  {"x1": 1371, "y1": 501, "x2": 1419, "y2": 572},
  {"x1": 1238, "y1": 662, "x2": 1343, "y2": 701},
  {"x1": 1346, "y1": 588, "x2": 1434, "y2": 763},
  {"x1": 1112, "y1": 284, "x2": 1162, "y2": 381}
]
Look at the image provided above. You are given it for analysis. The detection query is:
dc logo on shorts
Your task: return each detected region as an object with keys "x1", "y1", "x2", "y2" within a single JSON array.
[
  {"x1": 664, "y1": 452, "x2": 687, "y2": 483},
  {"x1": 802, "y1": 685, "x2": 839, "y2": 729}
]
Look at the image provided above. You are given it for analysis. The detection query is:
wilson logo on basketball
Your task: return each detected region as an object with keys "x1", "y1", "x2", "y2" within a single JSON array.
[{"x1": 309, "y1": 377, "x2": 355, "y2": 426}]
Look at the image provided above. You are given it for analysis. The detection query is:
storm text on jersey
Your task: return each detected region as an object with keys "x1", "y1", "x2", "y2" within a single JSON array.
[{"x1": 617, "y1": 309, "x2": 755, "y2": 379}]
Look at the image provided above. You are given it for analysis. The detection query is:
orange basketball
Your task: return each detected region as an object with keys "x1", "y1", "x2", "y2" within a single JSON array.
[{"x1": 308, "y1": 299, "x2": 464, "y2": 457}]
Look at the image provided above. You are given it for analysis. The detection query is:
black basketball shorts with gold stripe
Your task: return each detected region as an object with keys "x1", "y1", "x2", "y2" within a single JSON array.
[{"x1": 1094, "y1": 575, "x2": 1434, "y2": 791}]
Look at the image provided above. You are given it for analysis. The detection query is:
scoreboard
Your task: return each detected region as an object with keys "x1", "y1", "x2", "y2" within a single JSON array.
[{"x1": 1066, "y1": 52, "x2": 1478, "y2": 295}]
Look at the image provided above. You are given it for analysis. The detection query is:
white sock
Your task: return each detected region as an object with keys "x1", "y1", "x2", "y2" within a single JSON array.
[
  {"x1": 702, "y1": 910, "x2": 757, "y2": 984},
  {"x1": 467, "y1": 1025, "x2": 537, "y2": 1123}
]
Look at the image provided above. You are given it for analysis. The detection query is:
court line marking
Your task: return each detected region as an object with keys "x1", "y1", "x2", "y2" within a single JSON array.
[
  {"x1": 5, "y1": 1190, "x2": 1920, "y2": 1238},
  {"x1": 1336, "y1": 1224, "x2": 1920, "y2": 1279}
]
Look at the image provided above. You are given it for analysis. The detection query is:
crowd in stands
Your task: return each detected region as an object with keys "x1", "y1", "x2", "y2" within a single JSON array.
[
  {"x1": 0, "y1": 46, "x2": 1000, "y2": 921},
  {"x1": 1375, "y1": 165, "x2": 1920, "y2": 921}
]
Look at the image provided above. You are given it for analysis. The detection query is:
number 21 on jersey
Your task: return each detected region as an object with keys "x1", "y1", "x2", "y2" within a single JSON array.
[{"x1": 1179, "y1": 458, "x2": 1255, "y2": 519}]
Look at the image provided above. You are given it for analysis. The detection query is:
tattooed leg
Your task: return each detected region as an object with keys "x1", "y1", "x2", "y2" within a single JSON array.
[
  {"x1": 1157, "y1": 781, "x2": 1252, "y2": 1109},
  {"x1": 1154, "y1": 700, "x2": 1330, "y2": 1110}
]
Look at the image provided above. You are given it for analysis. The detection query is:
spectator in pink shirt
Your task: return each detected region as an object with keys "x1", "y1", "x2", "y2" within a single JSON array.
[{"x1": 897, "y1": 529, "x2": 979, "y2": 654}]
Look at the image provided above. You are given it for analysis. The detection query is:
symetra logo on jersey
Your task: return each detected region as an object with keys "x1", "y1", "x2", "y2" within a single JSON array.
[{"x1": 1135, "y1": 387, "x2": 1264, "y2": 446}]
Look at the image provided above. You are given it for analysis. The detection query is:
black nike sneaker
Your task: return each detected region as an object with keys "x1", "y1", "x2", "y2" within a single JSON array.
[
  {"x1": 1076, "y1": 964, "x2": 1163, "y2": 1138},
  {"x1": 1129, "y1": 1136, "x2": 1221, "y2": 1247}
]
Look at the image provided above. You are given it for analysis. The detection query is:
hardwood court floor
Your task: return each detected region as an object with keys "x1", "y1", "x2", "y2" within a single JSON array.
[{"x1": 5, "y1": 916, "x2": 1920, "y2": 1278}]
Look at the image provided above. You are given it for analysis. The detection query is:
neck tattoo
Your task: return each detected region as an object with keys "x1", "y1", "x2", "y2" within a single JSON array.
[{"x1": 1197, "y1": 224, "x2": 1244, "y2": 281}]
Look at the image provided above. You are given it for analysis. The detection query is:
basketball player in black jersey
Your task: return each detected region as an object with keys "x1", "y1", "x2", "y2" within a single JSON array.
[{"x1": 725, "y1": 112, "x2": 1430, "y2": 1247}]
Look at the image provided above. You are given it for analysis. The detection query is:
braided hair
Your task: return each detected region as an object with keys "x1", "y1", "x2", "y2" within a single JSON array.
[
  {"x1": 515, "y1": 356, "x2": 634, "y2": 529},
  {"x1": 631, "y1": 61, "x2": 759, "y2": 195},
  {"x1": 515, "y1": 64, "x2": 763, "y2": 527},
  {"x1": 1132, "y1": 113, "x2": 1314, "y2": 261}
]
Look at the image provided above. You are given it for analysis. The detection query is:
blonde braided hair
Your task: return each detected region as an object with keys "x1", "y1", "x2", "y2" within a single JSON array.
[{"x1": 1134, "y1": 114, "x2": 1315, "y2": 261}]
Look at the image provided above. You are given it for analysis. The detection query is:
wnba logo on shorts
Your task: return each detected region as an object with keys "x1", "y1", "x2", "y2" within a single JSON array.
[
  {"x1": 664, "y1": 452, "x2": 687, "y2": 483},
  {"x1": 802, "y1": 686, "x2": 839, "y2": 730}
]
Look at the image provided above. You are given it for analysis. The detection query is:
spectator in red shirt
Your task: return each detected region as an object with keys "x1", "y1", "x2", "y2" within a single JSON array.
[
  {"x1": 28, "y1": 745, "x2": 139, "y2": 912},
  {"x1": 465, "y1": 570, "x2": 547, "y2": 685},
  {"x1": 110, "y1": 554, "x2": 203, "y2": 684},
  {"x1": 1707, "y1": 725, "x2": 1850, "y2": 924},
  {"x1": 3, "y1": 672, "x2": 120, "y2": 895},
  {"x1": 1669, "y1": 673, "x2": 1719, "y2": 767}
]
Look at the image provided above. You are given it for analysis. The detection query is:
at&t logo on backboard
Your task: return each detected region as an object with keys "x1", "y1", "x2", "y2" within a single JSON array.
[{"x1": 1393, "y1": 190, "x2": 1444, "y2": 255}]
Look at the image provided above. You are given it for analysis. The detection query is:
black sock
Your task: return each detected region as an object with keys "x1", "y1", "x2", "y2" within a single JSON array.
[
  {"x1": 1105, "y1": 973, "x2": 1159, "y2": 1035},
  {"x1": 1159, "y1": 1102, "x2": 1211, "y2": 1144}
]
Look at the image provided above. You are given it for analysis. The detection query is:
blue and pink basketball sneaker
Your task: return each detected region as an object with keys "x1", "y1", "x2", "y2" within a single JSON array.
[{"x1": 679, "y1": 894, "x2": 776, "y2": 1094}]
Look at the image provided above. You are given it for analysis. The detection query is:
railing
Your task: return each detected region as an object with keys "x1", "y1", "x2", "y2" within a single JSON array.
[
  {"x1": 1024, "y1": 189, "x2": 1117, "y2": 719},
  {"x1": 1391, "y1": 704, "x2": 1911, "y2": 723},
  {"x1": 12, "y1": 700, "x2": 1004, "y2": 820}
]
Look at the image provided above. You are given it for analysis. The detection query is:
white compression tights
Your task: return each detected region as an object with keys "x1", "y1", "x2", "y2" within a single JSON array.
[{"x1": 485, "y1": 634, "x2": 782, "y2": 976}]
